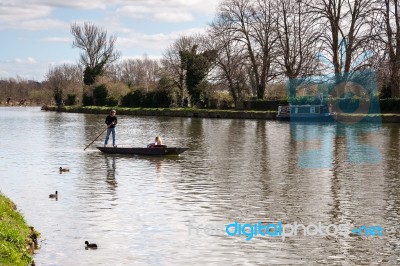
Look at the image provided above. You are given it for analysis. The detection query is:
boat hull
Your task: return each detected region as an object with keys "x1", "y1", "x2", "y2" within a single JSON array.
[
  {"x1": 96, "y1": 146, "x2": 188, "y2": 155},
  {"x1": 277, "y1": 105, "x2": 337, "y2": 122}
]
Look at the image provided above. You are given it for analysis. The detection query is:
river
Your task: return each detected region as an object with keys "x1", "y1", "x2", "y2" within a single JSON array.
[{"x1": 0, "y1": 106, "x2": 399, "y2": 265}]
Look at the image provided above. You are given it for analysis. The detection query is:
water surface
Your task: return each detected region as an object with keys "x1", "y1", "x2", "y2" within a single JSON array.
[{"x1": 0, "y1": 107, "x2": 399, "y2": 265}]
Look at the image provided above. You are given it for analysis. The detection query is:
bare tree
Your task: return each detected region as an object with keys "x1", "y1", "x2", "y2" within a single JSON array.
[
  {"x1": 133, "y1": 56, "x2": 161, "y2": 91},
  {"x1": 105, "y1": 63, "x2": 123, "y2": 83},
  {"x1": 208, "y1": 24, "x2": 251, "y2": 105},
  {"x1": 0, "y1": 78, "x2": 46, "y2": 105},
  {"x1": 117, "y1": 60, "x2": 136, "y2": 88},
  {"x1": 213, "y1": 0, "x2": 279, "y2": 99},
  {"x1": 275, "y1": 0, "x2": 323, "y2": 96},
  {"x1": 46, "y1": 64, "x2": 83, "y2": 106},
  {"x1": 71, "y1": 22, "x2": 120, "y2": 85},
  {"x1": 310, "y1": 0, "x2": 376, "y2": 77},
  {"x1": 275, "y1": 0, "x2": 321, "y2": 96},
  {"x1": 376, "y1": 0, "x2": 400, "y2": 97},
  {"x1": 111, "y1": 56, "x2": 161, "y2": 90}
]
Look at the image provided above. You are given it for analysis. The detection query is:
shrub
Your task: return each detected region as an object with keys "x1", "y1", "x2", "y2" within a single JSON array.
[
  {"x1": 241, "y1": 99, "x2": 288, "y2": 110},
  {"x1": 379, "y1": 84, "x2": 392, "y2": 99},
  {"x1": 93, "y1": 84, "x2": 108, "y2": 106},
  {"x1": 208, "y1": 91, "x2": 234, "y2": 109},
  {"x1": 149, "y1": 90, "x2": 171, "y2": 108},
  {"x1": 337, "y1": 98, "x2": 360, "y2": 113},
  {"x1": 106, "y1": 97, "x2": 118, "y2": 107},
  {"x1": 380, "y1": 98, "x2": 400, "y2": 113},
  {"x1": 121, "y1": 90, "x2": 143, "y2": 107},
  {"x1": 82, "y1": 92, "x2": 93, "y2": 106},
  {"x1": 65, "y1": 94, "x2": 77, "y2": 106},
  {"x1": 121, "y1": 89, "x2": 172, "y2": 108},
  {"x1": 288, "y1": 96, "x2": 321, "y2": 105}
]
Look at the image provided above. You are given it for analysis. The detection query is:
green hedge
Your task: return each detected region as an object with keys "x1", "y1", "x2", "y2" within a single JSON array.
[
  {"x1": 379, "y1": 98, "x2": 400, "y2": 113},
  {"x1": 240, "y1": 97, "x2": 400, "y2": 113},
  {"x1": 65, "y1": 94, "x2": 77, "y2": 106},
  {"x1": 82, "y1": 84, "x2": 118, "y2": 107},
  {"x1": 121, "y1": 89, "x2": 172, "y2": 108}
]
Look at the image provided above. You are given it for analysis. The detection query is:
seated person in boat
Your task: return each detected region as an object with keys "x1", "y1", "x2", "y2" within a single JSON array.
[{"x1": 147, "y1": 136, "x2": 166, "y2": 148}]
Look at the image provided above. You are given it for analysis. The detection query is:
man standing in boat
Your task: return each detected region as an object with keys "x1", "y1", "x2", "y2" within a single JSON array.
[{"x1": 104, "y1": 110, "x2": 117, "y2": 147}]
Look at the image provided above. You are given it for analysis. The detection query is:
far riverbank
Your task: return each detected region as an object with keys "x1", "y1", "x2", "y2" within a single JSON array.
[{"x1": 42, "y1": 106, "x2": 400, "y2": 123}]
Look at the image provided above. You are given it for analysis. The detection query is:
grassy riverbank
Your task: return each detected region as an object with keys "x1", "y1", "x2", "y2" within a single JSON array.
[
  {"x1": 0, "y1": 194, "x2": 38, "y2": 266},
  {"x1": 46, "y1": 106, "x2": 277, "y2": 119},
  {"x1": 42, "y1": 105, "x2": 400, "y2": 123}
]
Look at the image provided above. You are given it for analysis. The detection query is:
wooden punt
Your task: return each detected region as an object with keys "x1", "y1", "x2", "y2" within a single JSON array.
[{"x1": 97, "y1": 146, "x2": 188, "y2": 156}]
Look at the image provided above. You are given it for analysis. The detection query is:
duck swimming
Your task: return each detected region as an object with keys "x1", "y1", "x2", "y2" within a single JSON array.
[
  {"x1": 49, "y1": 191, "x2": 58, "y2": 198},
  {"x1": 85, "y1": 241, "x2": 97, "y2": 249},
  {"x1": 59, "y1": 167, "x2": 70, "y2": 172}
]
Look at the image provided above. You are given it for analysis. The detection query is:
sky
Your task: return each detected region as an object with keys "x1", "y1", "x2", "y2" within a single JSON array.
[{"x1": 0, "y1": 0, "x2": 222, "y2": 81}]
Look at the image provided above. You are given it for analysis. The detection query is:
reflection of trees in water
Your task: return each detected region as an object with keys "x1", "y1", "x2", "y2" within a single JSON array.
[
  {"x1": 311, "y1": 122, "x2": 395, "y2": 261},
  {"x1": 185, "y1": 118, "x2": 204, "y2": 149},
  {"x1": 255, "y1": 120, "x2": 269, "y2": 176},
  {"x1": 105, "y1": 155, "x2": 117, "y2": 190},
  {"x1": 83, "y1": 114, "x2": 105, "y2": 147},
  {"x1": 382, "y1": 125, "x2": 400, "y2": 249}
]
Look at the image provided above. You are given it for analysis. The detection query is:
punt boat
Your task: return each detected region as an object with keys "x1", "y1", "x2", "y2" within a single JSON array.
[{"x1": 97, "y1": 145, "x2": 188, "y2": 156}]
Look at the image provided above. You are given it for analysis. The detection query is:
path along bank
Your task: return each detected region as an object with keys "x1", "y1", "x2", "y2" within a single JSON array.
[
  {"x1": 0, "y1": 193, "x2": 38, "y2": 266},
  {"x1": 44, "y1": 106, "x2": 400, "y2": 123}
]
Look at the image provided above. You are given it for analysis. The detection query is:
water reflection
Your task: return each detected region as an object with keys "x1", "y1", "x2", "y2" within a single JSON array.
[
  {"x1": 289, "y1": 122, "x2": 384, "y2": 169},
  {"x1": 105, "y1": 155, "x2": 117, "y2": 192},
  {"x1": 149, "y1": 158, "x2": 163, "y2": 173}
]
